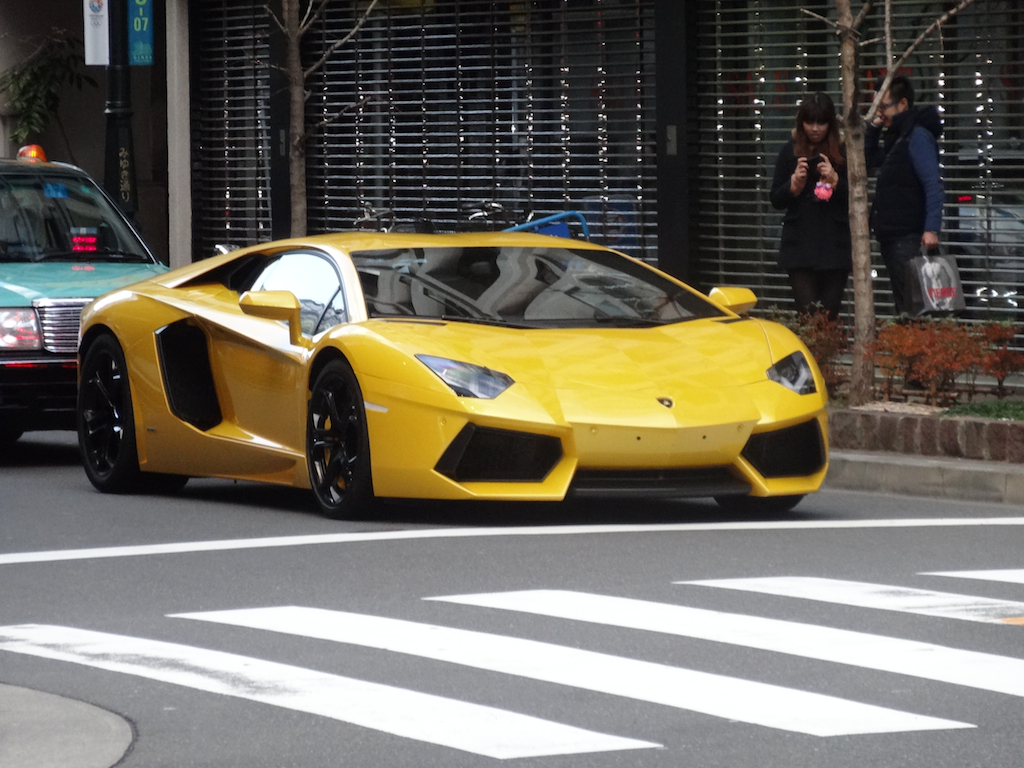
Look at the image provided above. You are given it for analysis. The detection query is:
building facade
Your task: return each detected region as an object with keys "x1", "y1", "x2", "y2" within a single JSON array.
[{"x1": 2, "y1": 1, "x2": 1021, "y2": 319}]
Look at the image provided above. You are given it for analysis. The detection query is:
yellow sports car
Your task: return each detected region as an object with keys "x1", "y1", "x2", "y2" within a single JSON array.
[{"x1": 77, "y1": 231, "x2": 828, "y2": 518}]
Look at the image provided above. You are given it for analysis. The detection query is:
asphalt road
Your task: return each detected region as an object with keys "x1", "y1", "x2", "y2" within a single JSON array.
[{"x1": 3, "y1": 431, "x2": 1024, "y2": 768}]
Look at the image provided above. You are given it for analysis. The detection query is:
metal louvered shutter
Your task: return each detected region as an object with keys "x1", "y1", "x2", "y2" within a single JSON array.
[
  {"x1": 694, "y1": 1, "x2": 1024, "y2": 320},
  {"x1": 190, "y1": 1, "x2": 274, "y2": 258},
  {"x1": 304, "y1": 0, "x2": 658, "y2": 261}
]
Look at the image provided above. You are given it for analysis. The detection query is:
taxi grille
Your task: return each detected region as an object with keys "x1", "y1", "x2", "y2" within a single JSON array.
[{"x1": 34, "y1": 299, "x2": 92, "y2": 354}]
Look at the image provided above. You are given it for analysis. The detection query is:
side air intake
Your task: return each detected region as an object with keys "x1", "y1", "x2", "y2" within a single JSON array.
[
  {"x1": 435, "y1": 425, "x2": 562, "y2": 482},
  {"x1": 741, "y1": 419, "x2": 825, "y2": 478}
]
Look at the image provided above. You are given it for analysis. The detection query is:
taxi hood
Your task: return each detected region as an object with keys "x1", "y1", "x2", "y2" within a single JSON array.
[{"x1": 0, "y1": 263, "x2": 168, "y2": 306}]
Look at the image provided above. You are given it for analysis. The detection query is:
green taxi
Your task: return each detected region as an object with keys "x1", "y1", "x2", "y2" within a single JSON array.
[{"x1": 0, "y1": 147, "x2": 168, "y2": 442}]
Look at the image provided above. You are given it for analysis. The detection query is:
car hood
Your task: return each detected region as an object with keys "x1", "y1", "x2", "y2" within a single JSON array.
[
  {"x1": 368, "y1": 316, "x2": 776, "y2": 391},
  {"x1": 363, "y1": 317, "x2": 786, "y2": 428},
  {"x1": 0, "y1": 263, "x2": 168, "y2": 306}
]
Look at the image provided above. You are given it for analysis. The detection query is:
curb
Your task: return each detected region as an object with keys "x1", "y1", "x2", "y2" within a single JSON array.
[
  {"x1": 827, "y1": 449, "x2": 1024, "y2": 504},
  {"x1": 0, "y1": 684, "x2": 132, "y2": 768}
]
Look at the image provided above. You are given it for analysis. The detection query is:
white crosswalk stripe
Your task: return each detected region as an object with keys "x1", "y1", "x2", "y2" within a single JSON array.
[
  {"x1": 430, "y1": 589, "x2": 1024, "y2": 698},
  {"x1": 174, "y1": 605, "x2": 972, "y2": 737},
  {"x1": 681, "y1": 576, "x2": 1024, "y2": 624},
  {"x1": 0, "y1": 623, "x2": 656, "y2": 759},
  {"x1": 925, "y1": 569, "x2": 1024, "y2": 587}
]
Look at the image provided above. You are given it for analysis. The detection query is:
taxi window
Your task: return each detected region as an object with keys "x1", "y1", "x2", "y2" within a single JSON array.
[{"x1": 0, "y1": 171, "x2": 152, "y2": 263}]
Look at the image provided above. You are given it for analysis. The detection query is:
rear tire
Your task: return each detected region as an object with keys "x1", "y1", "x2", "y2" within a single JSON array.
[
  {"x1": 78, "y1": 333, "x2": 188, "y2": 495},
  {"x1": 714, "y1": 494, "x2": 805, "y2": 514},
  {"x1": 0, "y1": 427, "x2": 23, "y2": 444},
  {"x1": 307, "y1": 359, "x2": 375, "y2": 519}
]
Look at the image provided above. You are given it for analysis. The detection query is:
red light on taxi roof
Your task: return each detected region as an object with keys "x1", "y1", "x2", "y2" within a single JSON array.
[
  {"x1": 958, "y1": 194, "x2": 974, "y2": 203},
  {"x1": 17, "y1": 144, "x2": 47, "y2": 162}
]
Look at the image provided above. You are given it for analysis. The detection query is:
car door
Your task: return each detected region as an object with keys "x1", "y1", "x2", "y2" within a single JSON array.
[{"x1": 204, "y1": 249, "x2": 347, "y2": 460}]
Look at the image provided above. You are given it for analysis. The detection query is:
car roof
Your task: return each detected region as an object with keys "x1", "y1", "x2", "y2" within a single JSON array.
[{"x1": 0, "y1": 158, "x2": 93, "y2": 177}]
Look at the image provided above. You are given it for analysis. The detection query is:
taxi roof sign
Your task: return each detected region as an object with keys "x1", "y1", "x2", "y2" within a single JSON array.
[{"x1": 17, "y1": 145, "x2": 48, "y2": 162}]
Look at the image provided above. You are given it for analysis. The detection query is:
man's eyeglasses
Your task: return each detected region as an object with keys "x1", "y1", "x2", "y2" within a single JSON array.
[{"x1": 880, "y1": 100, "x2": 896, "y2": 110}]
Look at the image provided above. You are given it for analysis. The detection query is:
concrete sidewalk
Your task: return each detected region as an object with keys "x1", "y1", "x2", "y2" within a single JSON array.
[{"x1": 0, "y1": 684, "x2": 132, "y2": 768}]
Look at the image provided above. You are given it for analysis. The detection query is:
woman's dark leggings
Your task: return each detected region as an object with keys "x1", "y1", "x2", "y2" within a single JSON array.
[{"x1": 788, "y1": 268, "x2": 850, "y2": 320}]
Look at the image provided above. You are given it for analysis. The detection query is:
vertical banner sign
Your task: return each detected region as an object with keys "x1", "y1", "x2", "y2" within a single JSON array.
[
  {"x1": 128, "y1": 0, "x2": 153, "y2": 66},
  {"x1": 84, "y1": 0, "x2": 109, "y2": 66}
]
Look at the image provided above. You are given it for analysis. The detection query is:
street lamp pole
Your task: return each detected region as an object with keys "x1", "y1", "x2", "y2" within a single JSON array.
[{"x1": 104, "y1": 0, "x2": 138, "y2": 220}]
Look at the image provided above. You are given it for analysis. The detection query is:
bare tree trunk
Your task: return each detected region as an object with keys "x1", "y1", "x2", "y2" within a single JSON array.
[
  {"x1": 837, "y1": 0, "x2": 875, "y2": 404},
  {"x1": 282, "y1": 0, "x2": 307, "y2": 238}
]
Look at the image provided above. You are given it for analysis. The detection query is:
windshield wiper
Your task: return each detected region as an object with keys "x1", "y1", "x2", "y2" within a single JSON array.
[
  {"x1": 591, "y1": 315, "x2": 663, "y2": 327},
  {"x1": 437, "y1": 314, "x2": 530, "y2": 329}
]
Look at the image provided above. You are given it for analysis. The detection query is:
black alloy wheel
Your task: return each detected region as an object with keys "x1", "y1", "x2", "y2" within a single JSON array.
[
  {"x1": 78, "y1": 333, "x2": 187, "y2": 494},
  {"x1": 307, "y1": 359, "x2": 375, "y2": 519}
]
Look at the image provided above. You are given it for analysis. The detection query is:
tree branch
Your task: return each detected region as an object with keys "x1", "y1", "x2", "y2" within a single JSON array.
[
  {"x1": 860, "y1": 0, "x2": 975, "y2": 125},
  {"x1": 851, "y1": 1, "x2": 874, "y2": 32},
  {"x1": 299, "y1": 0, "x2": 331, "y2": 36},
  {"x1": 800, "y1": 8, "x2": 838, "y2": 30},
  {"x1": 264, "y1": 3, "x2": 286, "y2": 35},
  {"x1": 801, "y1": 3, "x2": 874, "y2": 37},
  {"x1": 886, "y1": 0, "x2": 976, "y2": 78},
  {"x1": 303, "y1": 0, "x2": 380, "y2": 80},
  {"x1": 296, "y1": 95, "x2": 377, "y2": 146}
]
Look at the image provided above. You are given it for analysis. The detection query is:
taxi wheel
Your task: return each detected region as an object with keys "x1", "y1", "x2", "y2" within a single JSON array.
[
  {"x1": 307, "y1": 359, "x2": 375, "y2": 519},
  {"x1": 0, "y1": 427, "x2": 23, "y2": 444},
  {"x1": 714, "y1": 494, "x2": 805, "y2": 515}
]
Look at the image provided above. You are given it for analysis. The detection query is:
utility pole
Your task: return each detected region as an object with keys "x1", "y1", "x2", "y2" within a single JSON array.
[{"x1": 103, "y1": 0, "x2": 138, "y2": 220}]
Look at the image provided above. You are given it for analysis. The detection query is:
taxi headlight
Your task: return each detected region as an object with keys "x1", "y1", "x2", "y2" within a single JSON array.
[
  {"x1": 416, "y1": 355, "x2": 514, "y2": 399},
  {"x1": 767, "y1": 351, "x2": 816, "y2": 395},
  {"x1": 0, "y1": 309, "x2": 42, "y2": 350}
]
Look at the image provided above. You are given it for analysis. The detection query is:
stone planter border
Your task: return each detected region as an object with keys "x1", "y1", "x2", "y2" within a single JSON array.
[{"x1": 828, "y1": 409, "x2": 1024, "y2": 464}]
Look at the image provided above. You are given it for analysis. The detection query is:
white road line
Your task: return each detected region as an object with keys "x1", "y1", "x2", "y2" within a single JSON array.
[
  {"x1": 2, "y1": 518, "x2": 1024, "y2": 566},
  {"x1": 925, "y1": 569, "x2": 1024, "y2": 587},
  {"x1": 681, "y1": 577, "x2": 1024, "y2": 625},
  {"x1": 174, "y1": 605, "x2": 971, "y2": 737},
  {"x1": 0, "y1": 624, "x2": 654, "y2": 760},
  {"x1": 430, "y1": 590, "x2": 1024, "y2": 698}
]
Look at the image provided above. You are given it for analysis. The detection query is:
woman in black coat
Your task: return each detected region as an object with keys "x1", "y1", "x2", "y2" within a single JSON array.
[{"x1": 770, "y1": 92, "x2": 852, "y2": 319}]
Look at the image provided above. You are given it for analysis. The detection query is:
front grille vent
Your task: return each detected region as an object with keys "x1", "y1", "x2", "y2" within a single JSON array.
[
  {"x1": 569, "y1": 468, "x2": 750, "y2": 500},
  {"x1": 34, "y1": 299, "x2": 92, "y2": 354}
]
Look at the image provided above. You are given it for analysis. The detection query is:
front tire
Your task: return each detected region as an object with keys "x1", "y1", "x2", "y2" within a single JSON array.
[
  {"x1": 307, "y1": 359, "x2": 375, "y2": 519},
  {"x1": 78, "y1": 333, "x2": 188, "y2": 495}
]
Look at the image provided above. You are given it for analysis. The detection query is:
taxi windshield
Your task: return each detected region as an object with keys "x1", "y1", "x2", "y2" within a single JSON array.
[{"x1": 0, "y1": 170, "x2": 152, "y2": 263}]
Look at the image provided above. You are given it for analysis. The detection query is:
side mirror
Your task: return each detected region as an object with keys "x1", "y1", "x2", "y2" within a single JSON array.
[
  {"x1": 239, "y1": 290, "x2": 310, "y2": 348},
  {"x1": 708, "y1": 286, "x2": 758, "y2": 315}
]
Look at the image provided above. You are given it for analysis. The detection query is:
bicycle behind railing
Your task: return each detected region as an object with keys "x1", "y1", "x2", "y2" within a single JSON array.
[{"x1": 351, "y1": 200, "x2": 590, "y2": 241}]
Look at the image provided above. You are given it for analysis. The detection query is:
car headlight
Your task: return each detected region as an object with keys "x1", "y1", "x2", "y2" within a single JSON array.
[
  {"x1": 416, "y1": 355, "x2": 514, "y2": 398},
  {"x1": 0, "y1": 309, "x2": 42, "y2": 351},
  {"x1": 767, "y1": 351, "x2": 816, "y2": 395}
]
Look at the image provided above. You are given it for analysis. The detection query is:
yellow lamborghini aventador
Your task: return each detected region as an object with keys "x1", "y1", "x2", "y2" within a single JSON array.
[{"x1": 76, "y1": 231, "x2": 828, "y2": 518}]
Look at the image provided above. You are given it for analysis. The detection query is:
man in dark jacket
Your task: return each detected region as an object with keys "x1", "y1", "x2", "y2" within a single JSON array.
[{"x1": 865, "y1": 75, "x2": 944, "y2": 316}]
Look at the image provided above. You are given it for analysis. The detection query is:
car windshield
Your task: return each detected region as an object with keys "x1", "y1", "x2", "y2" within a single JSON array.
[
  {"x1": 0, "y1": 170, "x2": 152, "y2": 263},
  {"x1": 353, "y1": 245, "x2": 725, "y2": 328}
]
